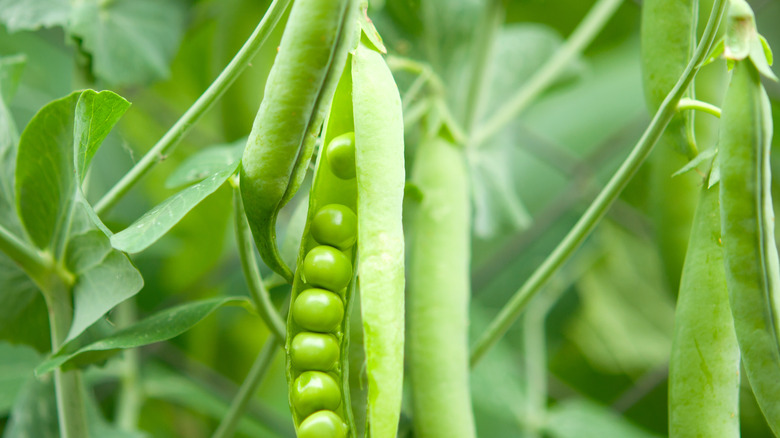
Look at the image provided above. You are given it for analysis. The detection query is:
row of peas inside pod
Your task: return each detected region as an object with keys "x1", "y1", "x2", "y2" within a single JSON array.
[{"x1": 288, "y1": 133, "x2": 359, "y2": 438}]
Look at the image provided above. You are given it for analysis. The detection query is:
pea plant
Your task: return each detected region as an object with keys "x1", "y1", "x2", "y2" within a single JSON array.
[{"x1": 1, "y1": 0, "x2": 780, "y2": 437}]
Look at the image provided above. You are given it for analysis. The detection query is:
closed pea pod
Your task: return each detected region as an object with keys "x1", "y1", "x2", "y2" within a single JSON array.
[
  {"x1": 352, "y1": 39, "x2": 406, "y2": 438},
  {"x1": 669, "y1": 180, "x2": 739, "y2": 438},
  {"x1": 240, "y1": 0, "x2": 351, "y2": 282},
  {"x1": 719, "y1": 3, "x2": 780, "y2": 429},
  {"x1": 408, "y1": 134, "x2": 476, "y2": 438},
  {"x1": 719, "y1": 55, "x2": 780, "y2": 435},
  {"x1": 640, "y1": 0, "x2": 701, "y2": 291}
]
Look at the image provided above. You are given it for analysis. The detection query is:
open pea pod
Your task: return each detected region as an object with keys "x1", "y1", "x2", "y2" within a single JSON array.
[
  {"x1": 285, "y1": 31, "x2": 405, "y2": 438},
  {"x1": 240, "y1": 0, "x2": 352, "y2": 283},
  {"x1": 285, "y1": 63, "x2": 359, "y2": 437},
  {"x1": 719, "y1": 57, "x2": 780, "y2": 435}
]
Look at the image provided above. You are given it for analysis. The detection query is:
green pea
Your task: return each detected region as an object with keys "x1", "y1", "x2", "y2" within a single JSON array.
[
  {"x1": 290, "y1": 332, "x2": 340, "y2": 371},
  {"x1": 326, "y1": 132, "x2": 356, "y2": 180},
  {"x1": 298, "y1": 410, "x2": 347, "y2": 438},
  {"x1": 291, "y1": 371, "x2": 342, "y2": 417},
  {"x1": 302, "y1": 246, "x2": 352, "y2": 291},
  {"x1": 292, "y1": 288, "x2": 344, "y2": 333},
  {"x1": 311, "y1": 204, "x2": 357, "y2": 250}
]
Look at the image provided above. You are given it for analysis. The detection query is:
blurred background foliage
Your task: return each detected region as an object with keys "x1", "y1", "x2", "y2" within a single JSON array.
[{"x1": 1, "y1": 0, "x2": 779, "y2": 436}]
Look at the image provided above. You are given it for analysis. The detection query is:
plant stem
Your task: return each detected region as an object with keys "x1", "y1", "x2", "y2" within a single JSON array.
[
  {"x1": 211, "y1": 336, "x2": 281, "y2": 438},
  {"x1": 94, "y1": 0, "x2": 292, "y2": 216},
  {"x1": 232, "y1": 185, "x2": 286, "y2": 340},
  {"x1": 469, "y1": 0, "x2": 727, "y2": 367},
  {"x1": 0, "y1": 223, "x2": 50, "y2": 281},
  {"x1": 463, "y1": 0, "x2": 503, "y2": 133},
  {"x1": 677, "y1": 97, "x2": 722, "y2": 118},
  {"x1": 522, "y1": 297, "x2": 547, "y2": 438},
  {"x1": 45, "y1": 279, "x2": 90, "y2": 438},
  {"x1": 471, "y1": 0, "x2": 623, "y2": 146},
  {"x1": 115, "y1": 300, "x2": 142, "y2": 430}
]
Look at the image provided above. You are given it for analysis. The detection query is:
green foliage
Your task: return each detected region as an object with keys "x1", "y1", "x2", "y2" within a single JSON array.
[{"x1": 1, "y1": 0, "x2": 780, "y2": 436}]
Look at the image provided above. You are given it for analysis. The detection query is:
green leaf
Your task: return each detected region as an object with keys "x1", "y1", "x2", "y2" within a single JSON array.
[
  {"x1": 567, "y1": 224, "x2": 675, "y2": 374},
  {"x1": 14, "y1": 91, "x2": 80, "y2": 250},
  {"x1": 544, "y1": 399, "x2": 662, "y2": 438},
  {"x1": 68, "y1": 0, "x2": 187, "y2": 86},
  {"x1": 702, "y1": 38, "x2": 725, "y2": 66},
  {"x1": 468, "y1": 24, "x2": 584, "y2": 239},
  {"x1": 671, "y1": 148, "x2": 716, "y2": 177},
  {"x1": 0, "y1": 55, "x2": 25, "y2": 231},
  {"x1": 0, "y1": 255, "x2": 50, "y2": 350},
  {"x1": 74, "y1": 90, "x2": 131, "y2": 183},
  {"x1": 143, "y1": 364, "x2": 293, "y2": 438},
  {"x1": 482, "y1": 24, "x2": 580, "y2": 125},
  {"x1": 13, "y1": 90, "x2": 141, "y2": 341},
  {"x1": 165, "y1": 139, "x2": 244, "y2": 189},
  {"x1": 65, "y1": 202, "x2": 144, "y2": 341},
  {"x1": 0, "y1": 53, "x2": 26, "y2": 101},
  {"x1": 468, "y1": 140, "x2": 532, "y2": 238},
  {"x1": 0, "y1": 0, "x2": 70, "y2": 32},
  {"x1": 759, "y1": 34, "x2": 774, "y2": 66},
  {"x1": 4, "y1": 370, "x2": 148, "y2": 437},
  {"x1": 36, "y1": 297, "x2": 252, "y2": 375},
  {"x1": 111, "y1": 161, "x2": 238, "y2": 254},
  {"x1": 749, "y1": 35, "x2": 778, "y2": 81},
  {"x1": 0, "y1": 342, "x2": 42, "y2": 414},
  {"x1": 3, "y1": 376, "x2": 58, "y2": 438}
]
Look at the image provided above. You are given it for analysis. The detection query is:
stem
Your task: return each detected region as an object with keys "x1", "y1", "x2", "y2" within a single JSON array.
[
  {"x1": 115, "y1": 300, "x2": 142, "y2": 430},
  {"x1": 677, "y1": 97, "x2": 722, "y2": 118},
  {"x1": 471, "y1": 0, "x2": 623, "y2": 146},
  {"x1": 385, "y1": 56, "x2": 446, "y2": 95},
  {"x1": 0, "y1": 223, "x2": 51, "y2": 282},
  {"x1": 211, "y1": 336, "x2": 281, "y2": 438},
  {"x1": 45, "y1": 279, "x2": 90, "y2": 438},
  {"x1": 402, "y1": 72, "x2": 429, "y2": 111},
  {"x1": 522, "y1": 301, "x2": 546, "y2": 438},
  {"x1": 469, "y1": 0, "x2": 727, "y2": 367},
  {"x1": 463, "y1": 0, "x2": 503, "y2": 132},
  {"x1": 233, "y1": 185, "x2": 287, "y2": 340},
  {"x1": 94, "y1": 0, "x2": 292, "y2": 216}
]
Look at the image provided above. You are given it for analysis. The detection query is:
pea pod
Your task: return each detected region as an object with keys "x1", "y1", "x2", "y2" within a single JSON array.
[
  {"x1": 669, "y1": 180, "x2": 739, "y2": 438},
  {"x1": 640, "y1": 0, "x2": 700, "y2": 291},
  {"x1": 352, "y1": 39, "x2": 406, "y2": 438},
  {"x1": 285, "y1": 64, "x2": 359, "y2": 436},
  {"x1": 240, "y1": 0, "x2": 351, "y2": 283},
  {"x1": 408, "y1": 134, "x2": 476, "y2": 438},
  {"x1": 719, "y1": 58, "x2": 780, "y2": 435}
]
